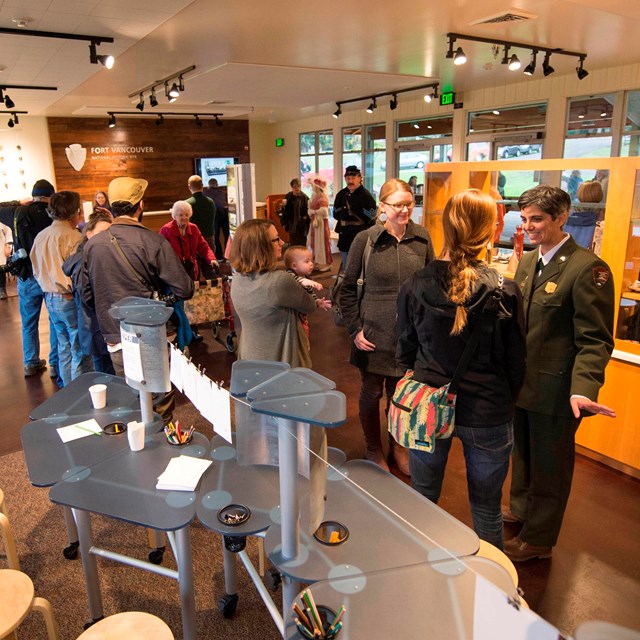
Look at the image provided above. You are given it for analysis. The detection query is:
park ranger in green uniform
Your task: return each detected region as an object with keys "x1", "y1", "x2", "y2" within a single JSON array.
[{"x1": 503, "y1": 185, "x2": 616, "y2": 562}]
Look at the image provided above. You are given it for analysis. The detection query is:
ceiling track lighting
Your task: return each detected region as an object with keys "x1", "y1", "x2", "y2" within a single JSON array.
[
  {"x1": 576, "y1": 56, "x2": 589, "y2": 80},
  {"x1": 0, "y1": 83, "x2": 57, "y2": 111},
  {"x1": 128, "y1": 65, "x2": 195, "y2": 108},
  {"x1": 0, "y1": 27, "x2": 115, "y2": 69},
  {"x1": 5, "y1": 110, "x2": 27, "y2": 128},
  {"x1": 523, "y1": 51, "x2": 538, "y2": 76},
  {"x1": 446, "y1": 32, "x2": 587, "y2": 79},
  {"x1": 333, "y1": 82, "x2": 440, "y2": 118},
  {"x1": 135, "y1": 93, "x2": 144, "y2": 111},
  {"x1": 104, "y1": 111, "x2": 224, "y2": 128}
]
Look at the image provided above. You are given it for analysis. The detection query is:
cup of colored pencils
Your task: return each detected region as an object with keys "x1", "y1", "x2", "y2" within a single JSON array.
[
  {"x1": 293, "y1": 589, "x2": 345, "y2": 639},
  {"x1": 164, "y1": 420, "x2": 194, "y2": 446}
]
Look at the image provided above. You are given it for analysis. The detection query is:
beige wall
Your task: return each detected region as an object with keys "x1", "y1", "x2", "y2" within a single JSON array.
[{"x1": 0, "y1": 117, "x2": 56, "y2": 200}]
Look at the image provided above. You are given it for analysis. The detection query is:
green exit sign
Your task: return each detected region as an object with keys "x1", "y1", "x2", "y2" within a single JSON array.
[
  {"x1": 275, "y1": 137, "x2": 285, "y2": 147},
  {"x1": 440, "y1": 92, "x2": 455, "y2": 106}
]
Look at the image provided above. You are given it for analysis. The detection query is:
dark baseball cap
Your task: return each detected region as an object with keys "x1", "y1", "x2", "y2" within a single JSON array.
[{"x1": 344, "y1": 166, "x2": 361, "y2": 177}]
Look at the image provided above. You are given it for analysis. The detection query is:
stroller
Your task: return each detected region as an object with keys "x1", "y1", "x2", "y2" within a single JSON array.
[{"x1": 210, "y1": 273, "x2": 237, "y2": 353}]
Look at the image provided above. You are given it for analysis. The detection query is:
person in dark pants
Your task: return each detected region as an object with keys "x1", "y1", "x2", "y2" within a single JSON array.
[
  {"x1": 333, "y1": 166, "x2": 376, "y2": 267},
  {"x1": 280, "y1": 178, "x2": 310, "y2": 247},
  {"x1": 504, "y1": 185, "x2": 616, "y2": 562},
  {"x1": 186, "y1": 175, "x2": 217, "y2": 276},
  {"x1": 205, "y1": 178, "x2": 230, "y2": 260},
  {"x1": 340, "y1": 178, "x2": 434, "y2": 475}
]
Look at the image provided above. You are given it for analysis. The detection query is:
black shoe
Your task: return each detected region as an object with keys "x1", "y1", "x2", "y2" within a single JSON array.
[
  {"x1": 24, "y1": 358, "x2": 47, "y2": 377},
  {"x1": 191, "y1": 331, "x2": 203, "y2": 342}
]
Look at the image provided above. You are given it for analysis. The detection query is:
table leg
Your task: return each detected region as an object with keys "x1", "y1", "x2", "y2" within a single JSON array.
[
  {"x1": 222, "y1": 538, "x2": 238, "y2": 595},
  {"x1": 278, "y1": 419, "x2": 300, "y2": 561},
  {"x1": 72, "y1": 508, "x2": 104, "y2": 621},
  {"x1": 174, "y1": 526, "x2": 197, "y2": 640}
]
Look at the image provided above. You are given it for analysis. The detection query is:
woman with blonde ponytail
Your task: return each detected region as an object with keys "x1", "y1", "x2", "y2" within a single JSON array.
[{"x1": 396, "y1": 189, "x2": 526, "y2": 549}]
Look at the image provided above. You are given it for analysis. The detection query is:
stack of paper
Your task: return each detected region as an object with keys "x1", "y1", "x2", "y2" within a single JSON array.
[
  {"x1": 156, "y1": 455, "x2": 213, "y2": 491},
  {"x1": 57, "y1": 418, "x2": 103, "y2": 443}
]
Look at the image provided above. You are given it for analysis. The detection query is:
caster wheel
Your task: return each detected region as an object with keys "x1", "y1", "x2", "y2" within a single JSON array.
[
  {"x1": 265, "y1": 567, "x2": 282, "y2": 592},
  {"x1": 83, "y1": 616, "x2": 104, "y2": 630},
  {"x1": 211, "y1": 322, "x2": 219, "y2": 338},
  {"x1": 218, "y1": 593, "x2": 239, "y2": 618},
  {"x1": 226, "y1": 334, "x2": 236, "y2": 353},
  {"x1": 148, "y1": 546, "x2": 165, "y2": 565},
  {"x1": 63, "y1": 540, "x2": 79, "y2": 560}
]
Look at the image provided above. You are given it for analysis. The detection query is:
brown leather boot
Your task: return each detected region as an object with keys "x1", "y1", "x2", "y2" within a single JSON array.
[
  {"x1": 504, "y1": 536, "x2": 552, "y2": 562},
  {"x1": 389, "y1": 436, "x2": 410, "y2": 476}
]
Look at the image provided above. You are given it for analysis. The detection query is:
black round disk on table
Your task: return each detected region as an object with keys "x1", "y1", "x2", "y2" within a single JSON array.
[
  {"x1": 217, "y1": 503, "x2": 251, "y2": 526},
  {"x1": 103, "y1": 422, "x2": 127, "y2": 435}
]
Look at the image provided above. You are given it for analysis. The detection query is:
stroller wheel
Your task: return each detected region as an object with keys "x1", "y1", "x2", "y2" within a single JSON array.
[
  {"x1": 226, "y1": 333, "x2": 237, "y2": 353},
  {"x1": 211, "y1": 322, "x2": 220, "y2": 339}
]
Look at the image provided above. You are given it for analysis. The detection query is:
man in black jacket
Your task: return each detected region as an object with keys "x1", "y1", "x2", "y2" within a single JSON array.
[
  {"x1": 333, "y1": 166, "x2": 376, "y2": 266},
  {"x1": 0, "y1": 179, "x2": 60, "y2": 378}
]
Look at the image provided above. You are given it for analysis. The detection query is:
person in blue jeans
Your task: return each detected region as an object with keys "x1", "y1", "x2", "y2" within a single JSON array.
[
  {"x1": 0, "y1": 179, "x2": 61, "y2": 379},
  {"x1": 31, "y1": 190, "x2": 93, "y2": 386},
  {"x1": 396, "y1": 189, "x2": 526, "y2": 549}
]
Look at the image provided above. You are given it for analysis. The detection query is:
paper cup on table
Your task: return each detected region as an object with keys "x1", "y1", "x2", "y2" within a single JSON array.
[
  {"x1": 127, "y1": 420, "x2": 145, "y2": 452},
  {"x1": 88, "y1": 384, "x2": 107, "y2": 409}
]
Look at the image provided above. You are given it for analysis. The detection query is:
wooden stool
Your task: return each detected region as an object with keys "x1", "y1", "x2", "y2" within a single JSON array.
[
  {"x1": 0, "y1": 490, "x2": 20, "y2": 570},
  {"x1": 0, "y1": 569, "x2": 59, "y2": 640},
  {"x1": 477, "y1": 539, "x2": 519, "y2": 588},
  {"x1": 76, "y1": 612, "x2": 174, "y2": 640}
]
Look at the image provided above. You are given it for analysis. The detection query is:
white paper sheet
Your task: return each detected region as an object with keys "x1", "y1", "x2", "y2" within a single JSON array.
[
  {"x1": 196, "y1": 371, "x2": 212, "y2": 416},
  {"x1": 181, "y1": 359, "x2": 199, "y2": 407},
  {"x1": 57, "y1": 418, "x2": 103, "y2": 443},
  {"x1": 121, "y1": 327, "x2": 144, "y2": 382},
  {"x1": 156, "y1": 455, "x2": 213, "y2": 491},
  {"x1": 211, "y1": 384, "x2": 232, "y2": 443},
  {"x1": 169, "y1": 343, "x2": 183, "y2": 392},
  {"x1": 473, "y1": 574, "x2": 559, "y2": 640}
]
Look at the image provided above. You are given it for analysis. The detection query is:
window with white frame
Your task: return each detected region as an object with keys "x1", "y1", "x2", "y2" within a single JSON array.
[
  {"x1": 299, "y1": 130, "x2": 334, "y2": 197},
  {"x1": 564, "y1": 94, "x2": 616, "y2": 159}
]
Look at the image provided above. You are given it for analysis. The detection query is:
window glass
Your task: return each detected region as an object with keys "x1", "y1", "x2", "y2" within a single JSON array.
[
  {"x1": 299, "y1": 131, "x2": 334, "y2": 197},
  {"x1": 299, "y1": 133, "x2": 316, "y2": 155},
  {"x1": 621, "y1": 91, "x2": 640, "y2": 157},
  {"x1": 365, "y1": 124, "x2": 386, "y2": 198},
  {"x1": 564, "y1": 94, "x2": 615, "y2": 158},
  {"x1": 468, "y1": 104, "x2": 547, "y2": 136},
  {"x1": 397, "y1": 117, "x2": 453, "y2": 141}
]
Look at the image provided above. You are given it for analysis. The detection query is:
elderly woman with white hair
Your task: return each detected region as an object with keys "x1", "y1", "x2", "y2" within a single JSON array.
[{"x1": 160, "y1": 200, "x2": 218, "y2": 341}]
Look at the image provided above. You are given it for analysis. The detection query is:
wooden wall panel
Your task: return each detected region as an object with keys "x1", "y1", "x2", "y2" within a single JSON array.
[{"x1": 47, "y1": 117, "x2": 250, "y2": 212}]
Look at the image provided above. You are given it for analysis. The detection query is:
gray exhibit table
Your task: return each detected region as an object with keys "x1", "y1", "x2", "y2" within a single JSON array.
[
  {"x1": 265, "y1": 459, "x2": 480, "y2": 585},
  {"x1": 21, "y1": 374, "x2": 208, "y2": 640},
  {"x1": 284, "y1": 556, "x2": 519, "y2": 639}
]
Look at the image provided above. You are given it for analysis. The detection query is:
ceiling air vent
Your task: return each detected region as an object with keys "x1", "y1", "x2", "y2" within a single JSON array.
[{"x1": 470, "y1": 9, "x2": 537, "y2": 26}]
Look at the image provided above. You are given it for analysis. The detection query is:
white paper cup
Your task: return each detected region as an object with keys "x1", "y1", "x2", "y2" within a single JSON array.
[
  {"x1": 88, "y1": 384, "x2": 107, "y2": 409},
  {"x1": 127, "y1": 420, "x2": 146, "y2": 452}
]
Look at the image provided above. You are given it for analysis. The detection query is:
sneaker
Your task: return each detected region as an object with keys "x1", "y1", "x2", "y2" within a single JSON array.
[
  {"x1": 24, "y1": 359, "x2": 47, "y2": 377},
  {"x1": 629, "y1": 280, "x2": 640, "y2": 293},
  {"x1": 0, "y1": 288, "x2": 6, "y2": 300}
]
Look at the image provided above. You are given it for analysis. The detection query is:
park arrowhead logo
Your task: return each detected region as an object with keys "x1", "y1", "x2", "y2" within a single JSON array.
[{"x1": 65, "y1": 143, "x2": 86, "y2": 171}]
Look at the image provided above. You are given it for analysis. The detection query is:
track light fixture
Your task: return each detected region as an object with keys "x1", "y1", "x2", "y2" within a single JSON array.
[
  {"x1": 576, "y1": 57, "x2": 589, "y2": 80},
  {"x1": 333, "y1": 82, "x2": 439, "y2": 118},
  {"x1": 135, "y1": 93, "x2": 144, "y2": 111},
  {"x1": 453, "y1": 47, "x2": 467, "y2": 65},
  {"x1": 0, "y1": 84, "x2": 57, "y2": 110},
  {"x1": 4, "y1": 110, "x2": 26, "y2": 128},
  {"x1": 7, "y1": 117, "x2": 14, "y2": 128},
  {"x1": 0, "y1": 27, "x2": 115, "y2": 69},
  {"x1": 88, "y1": 41, "x2": 114, "y2": 69},
  {"x1": 523, "y1": 51, "x2": 537, "y2": 76},
  {"x1": 12, "y1": 113, "x2": 19, "y2": 125},
  {"x1": 4, "y1": 94, "x2": 14, "y2": 109},
  {"x1": 446, "y1": 33, "x2": 587, "y2": 79},
  {"x1": 128, "y1": 65, "x2": 195, "y2": 109},
  {"x1": 542, "y1": 52, "x2": 555, "y2": 77},
  {"x1": 104, "y1": 111, "x2": 224, "y2": 128}
]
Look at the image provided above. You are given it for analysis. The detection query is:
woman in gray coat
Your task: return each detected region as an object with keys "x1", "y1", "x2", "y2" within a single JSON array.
[{"x1": 340, "y1": 178, "x2": 435, "y2": 473}]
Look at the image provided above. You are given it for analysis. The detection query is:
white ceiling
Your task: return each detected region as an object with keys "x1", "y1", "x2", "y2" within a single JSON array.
[{"x1": 0, "y1": 0, "x2": 639, "y2": 123}]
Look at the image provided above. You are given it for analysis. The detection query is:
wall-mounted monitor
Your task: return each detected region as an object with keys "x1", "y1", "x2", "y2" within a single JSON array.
[{"x1": 194, "y1": 157, "x2": 237, "y2": 187}]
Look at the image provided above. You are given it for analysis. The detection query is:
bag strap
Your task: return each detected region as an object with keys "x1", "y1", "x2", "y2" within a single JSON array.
[
  {"x1": 356, "y1": 236, "x2": 373, "y2": 303},
  {"x1": 107, "y1": 230, "x2": 154, "y2": 292},
  {"x1": 448, "y1": 274, "x2": 504, "y2": 395}
]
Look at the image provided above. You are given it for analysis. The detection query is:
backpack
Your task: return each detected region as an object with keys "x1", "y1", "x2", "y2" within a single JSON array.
[{"x1": 330, "y1": 238, "x2": 373, "y2": 327}]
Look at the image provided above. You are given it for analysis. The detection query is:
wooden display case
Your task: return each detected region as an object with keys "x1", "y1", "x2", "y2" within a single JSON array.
[{"x1": 424, "y1": 157, "x2": 640, "y2": 476}]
